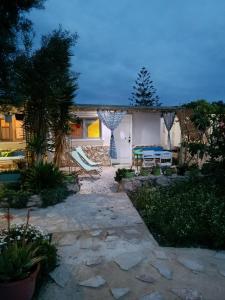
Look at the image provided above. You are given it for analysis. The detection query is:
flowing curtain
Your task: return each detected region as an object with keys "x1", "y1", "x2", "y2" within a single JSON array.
[
  {"x1": 97, "y1": 110, "x2": 126, "y2": 159},
  {"x1": 163, "y1": 112, "x2": 176, "y2": 149}
]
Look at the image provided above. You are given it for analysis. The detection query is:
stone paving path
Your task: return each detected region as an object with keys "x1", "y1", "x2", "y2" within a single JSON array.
[{"x1": 1, "y1": 167, "x2": 225, "y2": 299}]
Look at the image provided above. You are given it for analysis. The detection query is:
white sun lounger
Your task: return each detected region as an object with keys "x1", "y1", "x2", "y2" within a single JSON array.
[
  {"x1": 69, "y1": 151, "x2": 101, "y2": 176},
  {"x1": 75, "y1": 147, "x2": 101, "y2": 167}
]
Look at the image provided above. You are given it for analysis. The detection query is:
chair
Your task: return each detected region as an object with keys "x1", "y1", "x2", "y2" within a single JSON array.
[
  {"x1": 75, "y1": 147, "x2": 101, "y2": 167},
  {"x1": 69, "y1": 151, "x2": 101, "y2": 177},
  {"x1": 142, "y1": 150, "x2": 156, "y2": 167},
  {"x1": 159, "y1": 151, "x2": 172, "y2": 166}
]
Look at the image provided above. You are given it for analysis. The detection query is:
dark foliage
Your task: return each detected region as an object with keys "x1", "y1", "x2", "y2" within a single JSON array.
[
  {"x1": 0, "y1": 0, "x2": 45, "y2": 105},
  {"x1": 114, "y1": 168, "x2": 135, "y2": 182},
  {"x1": 130, "y1": 176, "x2": 225, "y2": 249},
  {"x1": 21, "y1": 162, "x2": 65, "y2": 193},
  {"x1": 40, "y1": 186, "x2": 71, "y2": 208}
]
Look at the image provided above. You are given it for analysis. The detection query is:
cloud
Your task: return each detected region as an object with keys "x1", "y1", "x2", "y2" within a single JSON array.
[{"x1": 30, "y1": 0, "x2": 225, "y2": 105}]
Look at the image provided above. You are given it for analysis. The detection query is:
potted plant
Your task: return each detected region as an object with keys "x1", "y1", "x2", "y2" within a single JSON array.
[
  {"x1": 0, "y1": 209, "x2": 57, "y2": 300},
  {"x1": 0, "y1": 242, "x2": 44, "y2": 300}
]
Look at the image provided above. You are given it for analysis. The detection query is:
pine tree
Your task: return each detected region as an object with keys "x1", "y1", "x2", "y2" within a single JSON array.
[{"x1": 130, "y1": 67, "x2": 160, "y2": 106}]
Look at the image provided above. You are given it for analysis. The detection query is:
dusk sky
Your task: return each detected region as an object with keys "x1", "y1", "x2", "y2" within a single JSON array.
[{"x1": 30, "y1": 0, "x2": 225, "y2": 106}]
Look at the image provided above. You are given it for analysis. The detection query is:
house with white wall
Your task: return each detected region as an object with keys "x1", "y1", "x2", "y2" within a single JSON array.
[
  {"x1": 70, "y1": 104, "x2": 181, "y2": 166},
  {"x1": 0, "y1": 104, "x2": 181, "y2": 166}
]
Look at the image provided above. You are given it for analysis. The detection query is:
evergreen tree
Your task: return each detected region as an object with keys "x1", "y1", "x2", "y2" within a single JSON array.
[{"x1": 130, "y1": 67, "x2": 160, "y2": 106}]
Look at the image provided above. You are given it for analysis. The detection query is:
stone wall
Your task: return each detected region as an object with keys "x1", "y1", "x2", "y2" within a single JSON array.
[
  {"x1": 80, "y1": 145, "x2": 110, "y2": 166},
  {"x1": 62, "y1": 145, "x2": 110, "y2": 168},
  {"x1": 120, "y1": 174, "x2": 187, "y2": 193}
]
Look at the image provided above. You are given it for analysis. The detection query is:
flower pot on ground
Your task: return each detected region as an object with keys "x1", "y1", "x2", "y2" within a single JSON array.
[
  {"x1": 0, "y1": 242, "x2": 44, "y2": 300},
  {"x1": 0, "y1": 263, "x2": 40, "y2": 300},
  {"x1": 0, "y1": 210, "x2": 58, "y2": 300}
]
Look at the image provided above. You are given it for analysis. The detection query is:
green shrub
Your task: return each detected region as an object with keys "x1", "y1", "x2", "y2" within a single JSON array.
[
  {"x1": 130, "y1": 177, "x2": 225, "y2": 249},
  {"x1": 40, "y1": 186, "x2": 71, "y2": 207},
  {"x1": 139, "y1": 168, "x2": 150, "y2": 176},
  {"x1": 152, "y1": 165, "x2": 161, "y2": 176},
  {"x1": 0, "y1": 187, "x2": 31, "y2": 208},
  {"x1": 22, "y1": 162, "x2": 64, "y2": 193},
  {"x1": 114, "y1": 168, "x2": 135, "y2": 182}
]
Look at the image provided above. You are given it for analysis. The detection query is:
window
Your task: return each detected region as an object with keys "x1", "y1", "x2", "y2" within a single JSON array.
[
  {"x1": 70, "y1": 118, "x2": 101, "y2": 139},
  {"x1": 0, "y1": 119, "x2": 10, "y2": 140},
  {"x1": 15, "y1": 120, "x2": 24, "y2": 140}
]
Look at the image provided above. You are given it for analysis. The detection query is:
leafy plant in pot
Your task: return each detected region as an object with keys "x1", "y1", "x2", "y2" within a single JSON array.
[
  {"x1": 0, "y1": 242, "x2": 44, "y2": 300},
  {"x1": 0, "y1": 209, "x2": 56, "y2": 300}
]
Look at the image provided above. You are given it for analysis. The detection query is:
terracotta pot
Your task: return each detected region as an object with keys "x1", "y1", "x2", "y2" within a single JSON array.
[{"x1": 0, "y1": 263, "x2": 40, "y2": 300}]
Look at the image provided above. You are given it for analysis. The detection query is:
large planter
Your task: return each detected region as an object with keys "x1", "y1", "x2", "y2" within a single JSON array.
[
  {"x1": 0, "y1": 173, "x2": 21, "y2": 182},
  {"x1": 0, "y1": 263, "x2": 40, "y2": 300}
]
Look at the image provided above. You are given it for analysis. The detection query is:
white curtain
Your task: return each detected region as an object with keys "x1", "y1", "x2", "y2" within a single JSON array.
[
  {"x1": 97, "y1": 110, "x2": 126, "y2": 159},
  {"x1": 163, "y1": 112, "x2": 176, "y2": 149}
]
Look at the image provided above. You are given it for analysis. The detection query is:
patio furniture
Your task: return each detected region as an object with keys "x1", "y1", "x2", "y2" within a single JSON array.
[
  {"x1": 69, "y1": 151, "x2": 101, "y2": 177},
  {"x1": 142, "y1": 150, "x2": 172, "y2": 167},
  {"x1": 158, "y1": 151, "x2": 172, "y2": 166},
  {"x1": 75, "y1": 147, "x2": 101, "y2": 167},
  {"x1": 142, "y1": 150, "x2": 156, "y2": 167}
]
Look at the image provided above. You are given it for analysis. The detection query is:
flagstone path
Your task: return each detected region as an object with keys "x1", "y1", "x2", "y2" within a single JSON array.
[{"x1": 1, "y1": 167, "x2": 225, "y2": 299}]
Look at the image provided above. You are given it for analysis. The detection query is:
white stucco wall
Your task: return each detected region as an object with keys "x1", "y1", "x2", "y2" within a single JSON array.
[
  {"x1": 160, "y1": 115, "x2": 181, "y2": 149},
  {"x1": 101, "y1": 123, "x2": 111, "y2": 146},
  {"x1": 132, "y1": 112, "x2": 161, "y2": 146}
]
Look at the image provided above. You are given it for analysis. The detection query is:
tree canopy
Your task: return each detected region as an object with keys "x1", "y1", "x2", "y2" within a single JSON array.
[
  {"x1": 0, "y1": 0, "x2": 45, "y2": 106},
  {"x1": 130, "y1": 67, "x2": 160, "y2": 107}
]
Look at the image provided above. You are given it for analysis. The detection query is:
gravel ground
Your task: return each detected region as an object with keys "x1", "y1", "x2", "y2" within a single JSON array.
[{"x1": 79, "y1": 167, "x2": 119, "y2": 194}]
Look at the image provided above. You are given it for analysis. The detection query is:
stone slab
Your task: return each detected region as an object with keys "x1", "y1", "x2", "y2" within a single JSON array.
[
  {"x1": 177, "y1": 257, "x2": 204, "y2": 273},
  {"x1": 151, "y1": 261, "x2": 173, "y2": 280},
  {"x1": 49, "y1": 264, "x2": 72, "y2": 288},
  {"x1": 136, "y1": 274, "x2": 155, "y2": 283},
  {"x1": 114, "y1": 252, "x2": 145, "y2": 270},
  {"x1": 111, "y1": 288, "x2": 130, "y2": 299},
  {"x1": 79, "y1": 275, "x2": 106, "y2": 288},
  {"x1": 171, "y1": 288, "x2": 203, "y2": 300},
  {"x1": 139, "y1": 291, "x2": 164, "y2": 300},
  {"x1": 85, "y1": 256, "x2": 103, "y2": 266}
]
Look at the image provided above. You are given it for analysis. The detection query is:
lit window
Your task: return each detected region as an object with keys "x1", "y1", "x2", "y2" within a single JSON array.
[
  {"x1": 15, "y1": 120, "x2": 24, "y2": 140},
  {"x1": 0, "y1": 119, "x2": 10, "y2": 140},
  {"x1": 70, "y1": 118, "x2": 101, "y2": 139}
]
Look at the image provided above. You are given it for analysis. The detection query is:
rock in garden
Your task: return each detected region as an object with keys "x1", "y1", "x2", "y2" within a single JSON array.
[
  {"x1": 111, "y1": 288, "x2": 130, "y2": 299},
  {"x1": 151, "y1": 261, "x2": 173, "y2": 280},
  {"x1": 78, "y1": 275, "x2": 106, "y2": 288},
  {"x1": 139, "y1": 291, "x2": 165, "y2": 300},
  {"x1": 136, "y1": 274, "x2": 155, "y2": 283},
  {"x1": 155, "y1": 176, "x2": 171, "y2": 187},
  {"x1": 177, "y1": 257, "x2": 204, "y2": 273},
  {"x1": 114, "y1": 252, "x2": 145, "y2": 270},
  {"x1": 171, "y1": 288, "x2": 203, "y2": 300}
]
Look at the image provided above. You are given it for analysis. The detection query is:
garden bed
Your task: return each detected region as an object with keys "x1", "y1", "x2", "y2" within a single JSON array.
[{"x1": 129, "y1": 175, "x2": 225, "y2": 250}]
